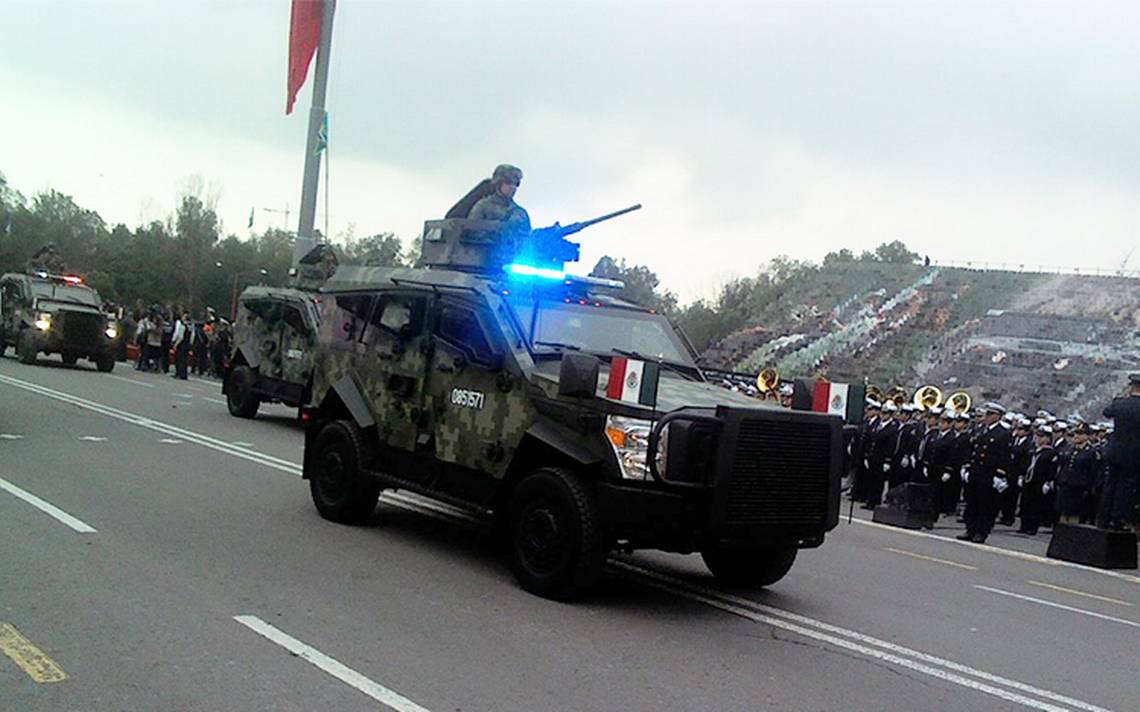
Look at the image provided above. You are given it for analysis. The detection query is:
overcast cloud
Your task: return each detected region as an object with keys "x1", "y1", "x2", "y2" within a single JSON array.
[{"x1": 2, "y1": 0, "x2": 1138, "y2": 301}]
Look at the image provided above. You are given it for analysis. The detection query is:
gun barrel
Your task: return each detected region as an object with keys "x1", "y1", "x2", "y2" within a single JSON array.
[{"x1": 574, "y1": 204, "x2": 641, "y2": 230}]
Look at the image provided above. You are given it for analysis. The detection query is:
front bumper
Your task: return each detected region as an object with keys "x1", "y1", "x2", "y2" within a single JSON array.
[{"x1": 599, "y1": 406, "x2": 843, "y2": 553}]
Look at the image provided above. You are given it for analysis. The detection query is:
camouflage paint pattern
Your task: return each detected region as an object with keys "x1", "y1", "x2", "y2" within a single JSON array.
[
  {"x1": 0, "y1": 272, "x2": 112, "y2": 357},
  {"x1": 232, "y1": 286, "x2": 321, "y2": 386}
]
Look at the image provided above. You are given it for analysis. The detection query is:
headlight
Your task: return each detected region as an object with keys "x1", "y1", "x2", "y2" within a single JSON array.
[
  {"x1": 605, "y1": 415, "x2": 666, "y2": 481},
  {"x1": 34, "y1": 314, "x2": 52, "y2": 331},
  {"x1": 105, "y1": 326, "x2": 118, "y2": 339}
]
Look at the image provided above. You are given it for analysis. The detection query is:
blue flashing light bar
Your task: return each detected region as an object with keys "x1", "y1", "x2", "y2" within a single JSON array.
[{"x1": 506, "y1": 263, "x2": 566, "y2": 281}]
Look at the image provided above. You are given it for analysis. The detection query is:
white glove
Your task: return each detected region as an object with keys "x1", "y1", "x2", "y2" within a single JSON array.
[
  {"x1": 923, "y1": 466, "x2": 929, "y2": 478},
  {"x1": 882, "y1": 463, "x2": 891, "y2": 472},
  {"x1": 1017, "y1": 476, "x2": 1024, "y2": 488},
  {"x1": 941, "y1": 472, "x2": 951, "y2": 483},
  {"x1": 863, "y1": 459, "x2": 870, "y2": 470},
  {"x1": 1043, "y1": 481, "x2": 1054, "y2": 494},
  {"x1": 994, "y1": 477, "x2": 1009, "y2": 493}
]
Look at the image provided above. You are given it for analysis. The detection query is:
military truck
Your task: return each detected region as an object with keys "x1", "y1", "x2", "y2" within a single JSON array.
[
  {"x1": 224, "y1": 286, "x2": 321, "y2": 418},
  {"x1": 300, "y1": 215, "x2": 843, "y2": 599},
  {"x1": 0, "y1": 271, "x2": 118, "y2": 371}
]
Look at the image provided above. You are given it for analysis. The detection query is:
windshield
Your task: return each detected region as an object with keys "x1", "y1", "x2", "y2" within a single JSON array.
[
  {"x1": 509, "y1": 297, "x2": 695, "y2": 365},
  {"x1": 30, "y1": 282, "x2": 101, "y2": 306}
]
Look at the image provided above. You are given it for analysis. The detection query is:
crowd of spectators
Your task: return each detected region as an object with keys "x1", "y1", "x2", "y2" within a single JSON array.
[{"x1": 116, "y1": 301, "x2": 232, "y2": 380}]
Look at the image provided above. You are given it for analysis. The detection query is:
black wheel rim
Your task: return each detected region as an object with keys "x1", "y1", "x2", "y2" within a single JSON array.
[
  {"x1": 518, "y1": 495, "x2": 570, "y2": 575},
  {"x1": 317, "y1": 447, "x2": 349, "y2": 503}
]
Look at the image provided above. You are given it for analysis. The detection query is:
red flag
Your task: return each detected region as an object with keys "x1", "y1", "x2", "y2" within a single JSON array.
[{"x1": 286, "y1": 0, "x2": 324, "y2": 115}]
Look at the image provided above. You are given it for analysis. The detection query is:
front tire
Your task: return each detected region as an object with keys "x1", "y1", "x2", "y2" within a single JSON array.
[
  {"x1": 509, "y1": 467, "x2": 607, "y2": 600},
  {"x1": 226, "y1": 365, "x2": 260, "y2": 418},
  {"x1": 17, "y1": 330, "x2": 37, "y2": 365},
  {"x1": 701, "y1": 546, "x2": 797, "y2": 588},
  {"x1": 308, "y1": 420, "x2": 381, "y2": 524},
  {"x1": 95, "y1": 353, "x2": 115, "y2": 372}
]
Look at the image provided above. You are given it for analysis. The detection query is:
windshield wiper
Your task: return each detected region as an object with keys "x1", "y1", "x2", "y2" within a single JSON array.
[
  {"x1": 533, "y1": 340, "x2": 581, "y2": 351},
  {"x1": 610, "y1": 348, "x2": 701, "y2": 380}
]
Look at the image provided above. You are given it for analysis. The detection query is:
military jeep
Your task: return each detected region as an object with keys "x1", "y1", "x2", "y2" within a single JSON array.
[
  {"x1": 224, "y1": 286, "x2": 321, "y2": 418},
  {"x1": 300, "y1": 217, "x2": 843, "y2": 599},
  {"x1": 0, "y1": 271, "x2": 118, "y2": 371}
]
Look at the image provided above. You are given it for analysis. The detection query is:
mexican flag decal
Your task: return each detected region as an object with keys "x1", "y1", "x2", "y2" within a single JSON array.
[{"x1": 607, "y1": 356, "x2": 660, "y2": 406}]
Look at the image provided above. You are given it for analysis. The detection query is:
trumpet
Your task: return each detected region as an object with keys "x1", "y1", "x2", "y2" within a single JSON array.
[
  {"x1": 913, "y1": 385, "x2": 943, "y2": 411},
  {"x1": 945, "y1": 391, "x2": 972, "y2": 415},
  {"x1": 757, "y1": 367, "x2": 779, "y2": 393}
]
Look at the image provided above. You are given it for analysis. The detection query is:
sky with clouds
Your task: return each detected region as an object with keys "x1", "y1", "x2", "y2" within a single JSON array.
[{"x1": 2, "y1": 0, "x2": 1138, "y2": 301}]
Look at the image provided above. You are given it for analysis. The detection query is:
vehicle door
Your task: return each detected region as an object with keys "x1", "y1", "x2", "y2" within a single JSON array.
[
  {"x1": 246, "y1": 299, "x2": 285, "y2": 377},
  {"x1": 1, "y1": 278, "x2": 27, "y2": 338},
  {"x1": 358, "y1": 291, "x2": 430, "y2": 453},
  {"x1": 424, "y1": 296, "x2": 522, "y2": 478},
  {"x1": 277, "y1": 299, "x2": 315, "y2": 385}
]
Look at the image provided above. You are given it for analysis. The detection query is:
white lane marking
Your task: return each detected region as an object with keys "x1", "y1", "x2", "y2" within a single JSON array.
[
  {"x1": 0, "y1": 373, "x2": 1117, "y2": 712},
  {"x1": 620, "y1": 570, "x2": 1077, "y2": 712},
  {"x1": 234, "y1": 616, "x2": 432, "y2": 712},
  {"x1": 79, "y1": 436, "x2": 108, "y2": 442},
  {"x1": 173, "y1": 393, "x2": 194, "y2": 399},
  {"x1": 849, "y1": 516, "x2": 1140, "y2": 585},
  {"x1": 975, "y1": 585, "x2": 1140, "y2": 630},
  {"x1": 614, "y1": 561, "x2": 1111, "y2": 712},
  {"x1": 0, "y1": 374, "x2": 299, "y2": 476},
  {"x1": 0, "y1": 434, "x2": 25, "y2": 440},
  {"x1": 1026, "y1": 581, "x2": 1133, "y2": 607},
  {"x1": 204, "y1": 397, "x2": 227, "y2": 405},
  {"x1": 0, "y1": 476, "x2": 97, "y2": 533},
  {"x1": 159, "y1": 439, "x2": 183, "y2": 444},
  {"x1": 231, "y1": 441, "x2": 255, "y2": 447},
  {"x1": 884, "y1": 547, "x2": 978, "y2": 571},
  {"x1": 105, "y1": 374, "x2": 154, "y2": 388}
]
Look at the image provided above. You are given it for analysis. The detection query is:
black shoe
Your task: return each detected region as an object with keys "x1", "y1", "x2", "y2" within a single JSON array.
[
  {"x1": 956, "y1": 533, "x2": 973, "y2": 541},
  {"x1": 999, "y1": 518, "x2": 1015, "y2": 526},
  {"x1": 971, "y1": 535, "x2": 987, "y2": 543}
]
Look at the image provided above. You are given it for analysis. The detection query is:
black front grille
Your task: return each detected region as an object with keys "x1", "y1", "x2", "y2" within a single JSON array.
[
  {"x1": 60, "y1": 312, "x2": 103, "y2": 346},
  {"x1": 725, "y1": 418, "x2": 833, "y2": 528}
]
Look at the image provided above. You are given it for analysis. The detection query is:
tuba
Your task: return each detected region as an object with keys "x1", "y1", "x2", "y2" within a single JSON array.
[
  {"x1": 913, "y1": 385, "x2": 943, "y2": 411},
  {"x1": 757, "y1": 367, "x2": 779, "y2": 394},
  {"x1": 945, "y1": 391, "x2": 972, "y2": 416},
  {"x1": 866, "y1": 384, "x2": 885, "y2": 405},
  {"x1": 886, "y1": 385, "x2": 909, "y2": 408}
]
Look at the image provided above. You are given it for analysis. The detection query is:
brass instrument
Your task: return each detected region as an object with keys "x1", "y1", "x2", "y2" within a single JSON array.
[
  {"x1": 913, "y1": 385, "x2": 944, "y2": 411},
  {"x1": 757, "y1": 367, "x2": 779, "y2": 393},
  {"x1": 946, "y1": 391, "x2": 972, "y2": 415},
  {"x1": 866, "y1": 384, "x2": 885, "y2": 404},
  {"x1": 886, "y1": 385, "x2": 909, "y2": 407}
]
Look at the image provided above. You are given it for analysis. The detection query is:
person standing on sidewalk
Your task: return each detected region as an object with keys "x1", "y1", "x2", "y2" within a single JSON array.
[{"x1": 172, "y1": 311, "x2": 192, "y2": 380}]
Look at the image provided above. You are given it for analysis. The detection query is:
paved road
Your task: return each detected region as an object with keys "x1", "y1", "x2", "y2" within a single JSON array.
[{"x1": 1, "y1": 355, "x2": 1136, "y2": 711}]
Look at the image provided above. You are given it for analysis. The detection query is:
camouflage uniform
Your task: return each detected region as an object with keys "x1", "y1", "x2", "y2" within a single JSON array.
[{"x1": 468, "y1": 164, "x2": 531, "y2": 241}]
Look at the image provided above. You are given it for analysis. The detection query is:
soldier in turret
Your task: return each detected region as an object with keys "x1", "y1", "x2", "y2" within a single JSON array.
[{"x1": 468, "y1": 164, "x2": 531, "y2": 238}]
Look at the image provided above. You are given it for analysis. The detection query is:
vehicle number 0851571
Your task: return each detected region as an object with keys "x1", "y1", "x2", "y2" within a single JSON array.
[{"x1": 450, "y1": 388, "x2": 486, "y2": 410}]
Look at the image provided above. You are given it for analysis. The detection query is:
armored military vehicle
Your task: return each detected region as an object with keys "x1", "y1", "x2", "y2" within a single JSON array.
[
  {"x1": 0, "y1": 271, "x2": 118, "y2": 371},
  {"x1": 300, "y1": 212, "x2": 843, "y2": 599},
  {"x1": 224, "y1": 286, "x2": 321, "y2": 418}
]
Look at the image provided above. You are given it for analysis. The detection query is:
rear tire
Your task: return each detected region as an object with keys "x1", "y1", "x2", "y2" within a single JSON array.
[
  {"x1": 509, "y1": 467, "x2": 607, "y2": 600},
  {"x1": 96, "y1": 353, "x2": 115, "y2": 372},
  {"x1": 226, "y1": 365, "x2": 260, "y2": 418},
  {"x1": 701, "y1": 546, "x2": 797, "y2": 588},
  {"x1": 309, "y1": 420, "x2": 381, "y2": 524},
  {"x1": 17, "y1": 331, "x2": 37, "y2": 365}
]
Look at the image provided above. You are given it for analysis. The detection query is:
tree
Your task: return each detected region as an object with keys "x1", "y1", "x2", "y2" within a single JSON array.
[
  {"x1": 873, "y1": 240, "x2": 919, "y2": 264},
  {"x1": 174, "y1": 194, "x2": 220, "y2": 312},
  {"x1": 590, "y1": 256, "x2": 678, "y2": 314},
  {"x1": 342, "y1": 232, "x2": 405, "y2": 267}
]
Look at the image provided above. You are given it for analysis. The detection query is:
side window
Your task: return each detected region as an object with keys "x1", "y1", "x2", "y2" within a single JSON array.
[
  {"x1": 333, "y1": 294, "x2": 373, "y2": 344},
  {"x1": 282, "y1": 305, "x2": 308, "y2": 337},
  {"x1": 436, "y1": 303, "x2": 497, "y2": 365},
  {"x1": 368, "y1": 294, "x2": 426, "y2": 339}
]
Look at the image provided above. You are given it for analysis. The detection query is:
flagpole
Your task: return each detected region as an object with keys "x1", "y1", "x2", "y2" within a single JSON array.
[{"x1": 294, "y1": 0, "x2": 335, "y2": 266}]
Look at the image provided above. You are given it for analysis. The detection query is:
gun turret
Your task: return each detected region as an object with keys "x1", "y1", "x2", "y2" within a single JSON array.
[{"x1": 520, "y1": 204, "x2": 642, "y2": 267}]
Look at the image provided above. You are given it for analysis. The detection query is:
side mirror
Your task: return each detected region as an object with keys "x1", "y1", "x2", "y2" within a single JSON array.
[{"x1": 558, "y1": 353, "x2": 600, "y2": 398}]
